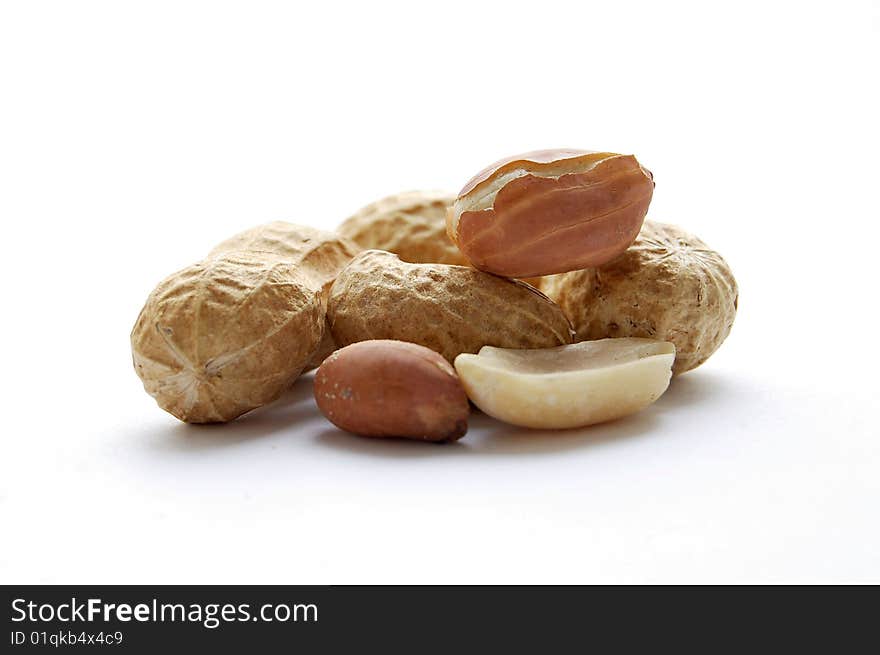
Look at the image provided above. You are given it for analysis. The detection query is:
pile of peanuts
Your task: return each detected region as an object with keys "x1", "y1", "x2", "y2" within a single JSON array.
[{"x1": 132, "y1": 149, "x2": 738, "y2": 442}]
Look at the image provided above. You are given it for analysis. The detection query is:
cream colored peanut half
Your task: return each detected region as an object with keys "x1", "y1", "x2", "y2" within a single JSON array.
[{"x1": 453, "y1": 338, "x2": 675, "y2": 429}]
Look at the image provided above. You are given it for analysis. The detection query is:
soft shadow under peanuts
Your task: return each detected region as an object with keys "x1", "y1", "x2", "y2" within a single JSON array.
[
  {"x1": 314, "y1": 406, "x2": 664, "y2": 458},
  {"x1": 313, "y1": 428, "x2": 474, "y2": 459},
  {"x1": 655, "y1": 369, "x2": 737, "y2": 410},
  {"x1": 143, "y1": 370, "x2": 727, "y2": 457},
  {"x1": 144, "y1": 374, "x2": 321, "y2": 453},
  {"x1": 463, "y1": 409, "x2": 664, "y2": 456}
]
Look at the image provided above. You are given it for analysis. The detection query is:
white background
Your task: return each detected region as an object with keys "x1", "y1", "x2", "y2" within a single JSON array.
[{"x1": 1, "y1": 1, "x2": 878, "y2": 583}]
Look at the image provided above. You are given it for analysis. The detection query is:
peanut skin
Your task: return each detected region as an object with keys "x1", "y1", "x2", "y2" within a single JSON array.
[
  {"x1": 449, "y1": 149, "x2": 654, "y2": 278},
  {"x1": 314, "y1": 340, "x2": 469, "y2": 442}
]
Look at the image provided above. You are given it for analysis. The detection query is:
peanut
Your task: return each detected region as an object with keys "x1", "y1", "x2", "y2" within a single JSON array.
[
  {"x1": 314, "y1": 340, "x2": 469, "y2": 442},
  {"x1": 541, "y1": 221, "x2": 738, "y2": 375},
  {"x1": 209, "y1": 221, "x2": 361, "y2": 299},
  {"x1": 132, "y1": 223, "x2": 360, "y2": 422},
  {"x1": 131, "y1": 253, "x2": 324, "y2": 423},
  {"x1": 338, "y1": 190, "x2": 468, "y2": 266},
  {"x1": 448, "y1": 149, "x2": 654, "y2": 278},
  {"x1": 454, "y1": 338, "x2": 675, "y2": 429},
  {"x1": 327, "y1": 250, "x2": 573, "y2": 363},
  {"x1": 209, "y1": 221, "x2": 361, "y2": 369}
]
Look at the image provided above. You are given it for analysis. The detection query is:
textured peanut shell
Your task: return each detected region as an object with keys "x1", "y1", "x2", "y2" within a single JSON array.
[
  {"x1": 131, "y1": 253, "x2": 324, "y2": 423},
  {"x1": 541, "y1": 221, "x2": 738, "y2": 375},
  {"x1": 210, "y1": 222, "x2": 361, "y2": 369},
  {"x1": 314, "y1": 340, "x2": 469, "y2": 442},
  {"x1": 338, "y1": 190, "x2": 468, "y2": 266},
  {"x1": 306, "y1": 318, "x2": 338, "y2": 369},
  {"x1": 449, "y1": 149, "x2": 654, "y2": 278},
  {"x1": 209, "y1": 222, "x2": 361, "y2": 297},
  {"x1": 328, "y1": 250, "x2": 573, "y2": 363}
]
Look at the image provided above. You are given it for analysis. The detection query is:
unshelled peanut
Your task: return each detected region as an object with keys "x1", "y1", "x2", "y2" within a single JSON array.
[{"x1": 327, "y1": 250, "x2": 573, "y2": 363}]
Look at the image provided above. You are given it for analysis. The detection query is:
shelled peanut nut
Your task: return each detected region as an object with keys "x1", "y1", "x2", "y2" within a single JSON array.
[
  {"x1": 448, "y1": 149, "x2": 655, "y2": 278},
  {"x1": 315, "y1": 340, "x2": 469, "y2": 442},
  {"x1": 454, "y1": 338, "x2": 675, "y2": 429}
]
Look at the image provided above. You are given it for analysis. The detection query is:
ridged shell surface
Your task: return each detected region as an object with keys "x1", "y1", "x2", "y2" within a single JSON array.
[
  {"x1": 541, "y1": 221, "x2": 738, "y2": 374},
  {"x1": 328, "y1": 250, "x2": 573, "y2": 363}
]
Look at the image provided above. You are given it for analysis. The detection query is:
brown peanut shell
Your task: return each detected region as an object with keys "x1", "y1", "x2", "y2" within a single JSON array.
[
  {"x1": 541, "y1": 221, "x2": 738, "y2": 374},
  {"x1": 328, "y1": 250, "x2": 573, "y2": 363}
]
